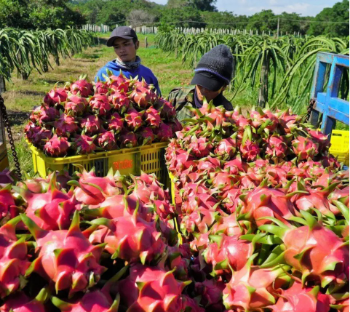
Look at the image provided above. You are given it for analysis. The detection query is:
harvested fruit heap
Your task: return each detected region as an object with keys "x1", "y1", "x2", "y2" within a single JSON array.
[
  {"x1": 24, "y1": 72, "x2": 181, "y2": 157},
  {"x1": 165, "y1": 101, "x2": 349, "y2": 311}
]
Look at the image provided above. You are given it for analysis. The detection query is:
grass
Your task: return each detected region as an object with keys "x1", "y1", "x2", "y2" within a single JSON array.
[{"x1": 1, "y1": 33, "x2": 348, "y2": 175}]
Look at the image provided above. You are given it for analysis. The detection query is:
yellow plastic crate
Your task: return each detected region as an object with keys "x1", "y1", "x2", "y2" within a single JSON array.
[
  {"x1": 28, "y1": 141, "x2": 169, "y2": 184},
  {"x1": 169, "y1": 172, "x2": 176, "y2": 205},
  {"x1": 329, "y1": 130, "x2": 349, "y2": 166}
]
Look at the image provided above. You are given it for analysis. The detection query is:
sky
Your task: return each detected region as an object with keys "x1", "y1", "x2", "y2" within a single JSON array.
[{"x1": 151, "y1": 0, "x2": 340, "y2": 16}]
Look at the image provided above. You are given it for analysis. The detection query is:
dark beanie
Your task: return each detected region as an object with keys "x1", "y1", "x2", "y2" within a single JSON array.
[{"x1": 191, "y1": 44, "x2": 233, "y2": 91}]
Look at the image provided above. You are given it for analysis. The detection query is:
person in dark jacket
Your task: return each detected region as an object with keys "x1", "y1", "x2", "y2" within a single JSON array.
[
  {"x1": 95, "y1": 26, "x2": 161, "y2": 95},
  {"x1": 167, "y1": 44, "x2": 233, "y2": 121}
]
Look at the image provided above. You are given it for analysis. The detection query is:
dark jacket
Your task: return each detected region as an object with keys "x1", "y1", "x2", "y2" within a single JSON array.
[
  {"x1": 167, "y1": 86, "x2": 233, "y2": 122},
  {"x1": 95, "y1": 60, "x2": 161, "y2": 96}
]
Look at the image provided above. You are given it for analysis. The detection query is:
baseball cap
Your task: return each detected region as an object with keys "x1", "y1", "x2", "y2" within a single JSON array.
[{"x1": 106, "y1": 26, "x2": 138, "y2": 47}]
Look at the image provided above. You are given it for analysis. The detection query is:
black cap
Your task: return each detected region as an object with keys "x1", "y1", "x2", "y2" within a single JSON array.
[
  {"x1": 107, "y1": 26, "x2": 138, "y2": 47},
  {"x1": 191, "y1": 44, "x2": 233, "y2": 91}
]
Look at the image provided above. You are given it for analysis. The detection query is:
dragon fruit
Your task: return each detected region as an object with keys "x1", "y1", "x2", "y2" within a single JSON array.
[
  {"x1": 120, "y1": 131, "x2": 138, "y2": 148},
  {"x1": 308, "y1": 130, "x2": 330, "y2": 152},
  {"x1": 107, "y1": 112, "x2": 124, "y2": 133},
  {"x1": 197, "y1": 157, "x2": 221, "y2": 173},
  {"x1": 125, "y1": 108, "x2": 144, "y2": 131},
  {"x1": 73, "y1": 169, "x2": 118, "y2": 205},
  {"x1": 52, "y1": 290, "x2": 119, "y2": 312},
  {"x1": 95, "y1": 80, "x2": 109, "y2": 94},
  {"x1": 64, "y1": 95, "x2": 88, "y2": 116},
  {"x1": 74, "y1": 134, "x2": 97, "y2": 154},
  {"x1": 144, "y1": 107, "x2": 161, "y2": 127},
  {"x1": 30, "y1": 105, "x2": 58, "y2": 126},
  {"x1": 24, "y1": 122, "x2": 41, "y2": 143},
  {"x1": 215, "y1": 138, "x2": 236, "y2": 158},
  {"x1": 70, "y1": 78, "x2": 94, "y2": 97},
  {"x1": 21, "y1": 211, "x2": 106, "y2": 295},
  {"x1": 210, "y1": 171, "x2": 237, "y2": 191},
  {"x1": 89, "y1": 214, "x2": 165, "y2": 264},
  {"x1": 240, "y1": 140, "x2": 260, "y2": 161},
  {"x1": 131, "y1": 86, "x2": 157, "y2": 109},
  {"x1": 270, "y1": 282, "x2": 331, "y2": 312},
  {"x1": 43, "y1": 87, "x2": 67, "y2": 106},
  {"x1": 81, "y1": 115, "x2": 102, "y2": 134},
  {"x1": 108, "y1": 73, "x2": 130, "y2": 92},
  {"x1": 292, "y1": 136, "x2": 319, "y2": 160},
  {"x1": 89, "y1": 94, "x2": 111, "y2": 116},
  {"x1": 54, "y1": 114, "x2": 79, "y2": 137},
  {"x1": 156, "y1": 123, "x2": 174, "y2": 142},
  {"x1": 138, "y1": 127, "x2": 155, "y2": 145},
  {"x1": 23, "y1": 177, "x2": 77, "y2": 230},
  {"x1": 0, "y1": 288, "x2": 48, "y2": 312},
  {"x1": 266, "y1": 135, "x2": 288, "y2": 160},
  {"x1": 223, "y1": 259, "x2": 289, "y2": 311},
  {"x1": 117, "y1": 264, "x2": 189, "y2": 311},
  {"x1": 188, "y1": 136, "x2": 212, "y2": 158},
  {"x1": 109, "y1": 91, "x2": 130, "y2": 114},
  {"x1": 43, "y1": 135, "x2": 70, "y2": 157},
  {"x1": 169, "y1": 119, "x2": 183, "y2": 133},
  {"x1": 195, "y1": 279, "x2": 225, "y2": 308},
  {"x1": 32, "y1": 128, "x2": 53, "y2": 147},
  {"x1": 203, "y1": 234, "x2": 253, "y2": 276},
  {"x1": 156, "y1": 99, "x2": 176, "y2": 120},
  {"x1": 97, "y1": 130, "x2": 117, "y2": 150},
  {"x1": 259, "y1": 211, "x2": 349, "y2": 288},
  {"x1": 0, "y1": 217, "x2": 30, "y2": 298}
]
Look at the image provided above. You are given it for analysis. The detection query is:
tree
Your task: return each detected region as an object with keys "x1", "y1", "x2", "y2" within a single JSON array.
[
  {"x1": 160, "y1": 6, "x2": 205, "y2": 28},
  {"x1": 246, "y1": 10, "x2": 277, "y2": 32},
  {"x1": 127, "y1": 9, "x2": 155, "y2": 27},
  {"x1": 308, "y1": 0, "x2": 349, "y2": 37}
]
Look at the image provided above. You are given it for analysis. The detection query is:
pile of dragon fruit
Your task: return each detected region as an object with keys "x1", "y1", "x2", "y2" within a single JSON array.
[
  {"x1": 24, "y1": 73, "x2": 181, "y2": 157},
  {"x1": 164, "y1": 101, "x2": 349, "y2": 312}
]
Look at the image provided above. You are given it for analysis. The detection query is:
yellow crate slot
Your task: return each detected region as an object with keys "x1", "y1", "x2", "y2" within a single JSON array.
[{"x1": 329, "y1": 130, "x2": 349, "y2": 166}]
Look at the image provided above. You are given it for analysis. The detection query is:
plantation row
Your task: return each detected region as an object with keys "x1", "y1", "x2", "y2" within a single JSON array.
[
  {"x1": 155, "y1": 32, "x2": 349, "y2": 111},
  {"x1": 0, "y1": 28, "x2": 95, "y2": 82}
]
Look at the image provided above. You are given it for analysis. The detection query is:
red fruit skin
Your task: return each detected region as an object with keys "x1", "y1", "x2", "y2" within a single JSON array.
[
  {"x1": 97, "y1": 131, "x2": 117, "y2": 150},
  {"x1": 70, "y1": 79, "x2": 94, "y2": 97},
  {"x1": 108, "y1": 91, "x2": 130, "y2": 113},
  {"x1": 292, "y1": 136, "x2": 319, "y2": 160},
  {"x1": 240, "y1": 140, "x2": 260, "y2": 161},
  {"x1": 156, "y1": 123, "x2": 174, "y2": 142},
  {"x1": 75, "y1": 134, "x2": 97, "y2": 155},
  {"x1": 43, "y1": 135, "x2": 70, "y2": 157},
  {"x1": 89, "y1": 94, "x2": 111, "y2": 116},
  {"x1": 44, "y1": 88, "x2": 67, "y2": 106},
  {"x1": 0, "y1": 291, "x2": 46, "y2": 312},
  {"x1": 215, "y1": 138, "x2": 236, "y2": 158},
  {"x1": 81, "y1": 115, "x2": 102, "y2": 135},
  {"x1": 107, "y1": 113, "x2": 124, "y2": 133},
  {"x1": 144, "y1": 107, "x2": 161, "y2": 128},
  {"x1": 54, "y1": 114, "x2": 79, "y2": 137}
]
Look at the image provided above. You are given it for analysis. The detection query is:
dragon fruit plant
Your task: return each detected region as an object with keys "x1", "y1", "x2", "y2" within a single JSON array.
[{"x1": 25, "y1": 73, "x2": 181, "y2": 157}]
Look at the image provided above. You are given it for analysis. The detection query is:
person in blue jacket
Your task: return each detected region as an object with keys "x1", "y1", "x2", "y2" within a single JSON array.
[{"x1": 95, "y1": 26, "x2": 161, "y2": 96}]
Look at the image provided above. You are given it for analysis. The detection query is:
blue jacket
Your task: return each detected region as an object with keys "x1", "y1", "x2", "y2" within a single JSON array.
[{"x1": 95, "y1": 60, "x2": 161, "y2": 96}]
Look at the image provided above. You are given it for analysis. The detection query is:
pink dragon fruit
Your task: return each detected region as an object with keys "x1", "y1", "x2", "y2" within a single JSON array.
[
  {"x1": 180, "y1": 207, "x2": 218, "y2": 235},
  {"x1": 117, "y1": 264, "x2": 188, "y2": 311},
  {"x1": 0, "y1": 217, "x2": 30, "y2": 298},
  {"x1": 259, "y1": 212, "x2": 349, "y2": 288},
  {"x1": 54, "y1": 114, "x2": 79, "y2": 137},
  {"x1": 74, "y1": 134, "x2": 97, "y2": 154},
  {"x1": 266, "y1": 135, "x2": 288, "y2": 160},
  {"x1": 52, "y1": 289, "x2": 119, "y2": 312},
  {"x1": 0, "y1": 288, "x2": 48, "y2": 312},
  {"x1": 97, "y1": 130, "x2": 117, "y2": 150},
  {"x1": 23, "y1": 178, "x2": 77, "y2": 230},
  {"x1": 32, "y1": 128, "x2": 53, "y2": 147},
  {"x1": 88, "y1": 215, "x2": 165, "y2": 264},
  {"x1": 30, "y1": 105, "x2": 58, "y2": 125},
  {"x1": 223, "y1": 258, "x2": 289, "y2": 311},
  {"x1": 270, "y1": 282, "x2": 331, "y2": 312},
  {"x1": 108, "y1": 73, "x2": 130, "y2": 92},
  {"x1": 211, "y1": 214, "x2": 245, "y2": 236},
  {"x1": 169, "y1": 119, "x2": 183, "y2": 133},
  {"x1": 138, "y1": 127, "x2": 155, "y2": 145},
  {"x1": 215, "y1": 137, "x2": 236, "y2": 158},
  {"x1": 131, "y1": 86, "x2": 157, "y2": 109},
  {"x1": 156, "y1": 123, "x2": 174, "y2": 142},
  {"x1": 64, "y1": 95, "x2": 88, "y2": 116},
  {"x1": 81, "y1": 115, "x2": 102, "y2": 134},
  {"x1": 203, "y1": 234, "x2": 254, "y2": 276},
  {"x1": 107, "y1": 112, "x2": 124, "y2": 133},
  {"x1": 70, "y1": 78, "x2": 94, "y2": 97},
  {"x1": 223, "y1": 157, "x2": 247, "y2": 175},
  {"x1": 73, "y1": 169, "x2": 118, "y2": 205},
  {"x1": 89, "y1": 94, "x2": 111, "y2": 116},
  {"x1": 308, "y1": 130, "x2": 330, "y2": 152},
  {"x1": 240, "y1": 140, "x2": 260, "y2": 161},
  {"x1": 157, "y1": 98, "x2": 176, "y2": 120},
  {"x1": 43, "y1": 87, "x2": 67, "y2": 106},
  {"x1": 144, "y1": 107, "x2": 161, "y2": 127},
  {"x1": 197, "y1": 157, "x2": 221, "y2": 173},
  {"x1": 125, "y1": 108, "x2": 144, "y2": 131},
  {"x1": 120, "y1": 131, "x2": 138, "y2": 148},
  {"x1": 95, "y1": 80, "x2": 109, "y2": 94},
  {"x1": 109, "y1": 91, "x2": 130, "y2": 114},
  {"x1": 43, "y1": 135, "x2": 70, "y2": 157},
  {"x1": 21, "y1": 212, "x2": 106, "y2": 296},
  {"x1": 189, "y1": 136, "x2": 212, "y2": 158},
  {"x1": 210, "y1": 171, "x2": 238, "y2": 191},
  {"x1": 195, "y1": 279, "x2": 225, "y2": 308},
  {"x1": 292, "y1": 136, "x2": 319, "y2": 160},
  {"x1": 24, "y1": 122, "x2": 41, "y2": 143}
]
